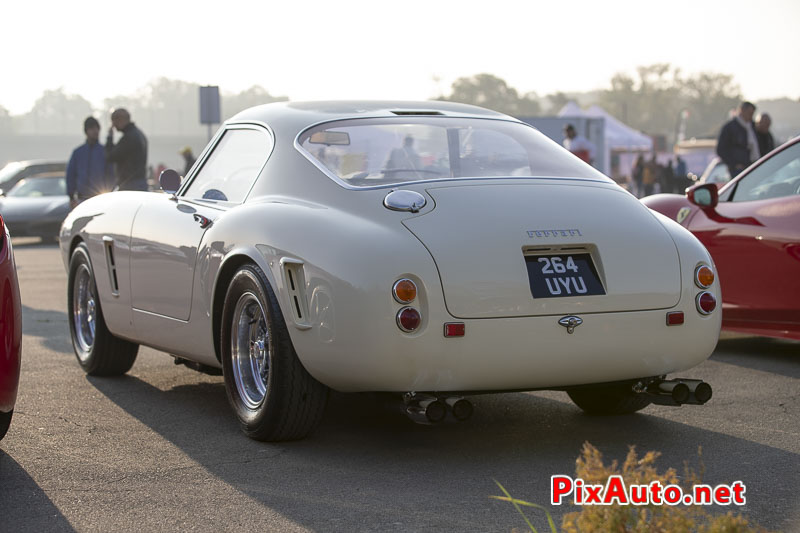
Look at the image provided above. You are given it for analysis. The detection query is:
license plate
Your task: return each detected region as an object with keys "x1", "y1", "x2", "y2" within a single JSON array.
[{"x1": 525, "y1": 253, "x2": 606, "y2": 298}]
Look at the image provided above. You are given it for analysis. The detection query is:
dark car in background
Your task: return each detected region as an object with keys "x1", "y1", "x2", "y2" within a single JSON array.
[
  {"x1": 0, "y1": 160, "x2": 66, "y2": 193},
  {"x1": 0, "y1": 173, "x2": 70, "y2": 241},
  {"x1": 0, "y1": 214, "x2": 23, "y2": 441}
]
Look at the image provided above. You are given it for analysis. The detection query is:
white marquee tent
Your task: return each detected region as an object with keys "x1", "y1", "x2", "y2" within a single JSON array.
[{"x1": 558, "y1": 101, "x2": 653, "y2": 179}]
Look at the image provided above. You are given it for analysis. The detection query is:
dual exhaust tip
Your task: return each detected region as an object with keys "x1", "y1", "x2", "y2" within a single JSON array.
[
  {"x1": 404, "y1": 394, "x2": 473, "y2": 424},
  {"x1": 638, "y1": 378, "x2": 712, "y2": 406}
]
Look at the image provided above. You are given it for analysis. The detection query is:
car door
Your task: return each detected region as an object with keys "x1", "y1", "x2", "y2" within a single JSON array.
[
  {"x1": 129, "y1": 125, "x2": 274, "y2": 321},
  {"x1": 687, "y1": 141, "x2": 800, "y2": 328}
]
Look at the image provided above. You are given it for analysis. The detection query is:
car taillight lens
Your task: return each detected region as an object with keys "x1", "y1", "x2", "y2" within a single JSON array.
[
  {"x1": 397, "y1": 307, "x2": 421, "y2": 332},
  {"x1": 696, "y1": 291, "x2": 716, "y2": 315},
  {"x1": 666, "y1": 311, "x2": 684, "y2": 326},
  {"x1": 392, "y1": 279, "x2": 417, "y2": 303},
  {"x1": 695, "y1": 265, "x2": 715, "y2": 288},
  {"x1": 444, "y1": 322, "x2": 465, "y2": 337}
]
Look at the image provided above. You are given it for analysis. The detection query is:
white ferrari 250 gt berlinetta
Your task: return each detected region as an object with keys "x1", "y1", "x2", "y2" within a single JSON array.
[{"x1": 60, "y1": 101, "x2": 720, "y2": 440}]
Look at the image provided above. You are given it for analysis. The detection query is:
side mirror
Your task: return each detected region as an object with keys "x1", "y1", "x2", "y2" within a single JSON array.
[
  {"x1": 159, "y1": 169, "x2": 182, "y2": 196},
  {"x1": 686, "y1": 183, "x2": 719, "y2": 209},
  {"x1": 0, "y1": 189, "x2": 5, "y2": 197}
]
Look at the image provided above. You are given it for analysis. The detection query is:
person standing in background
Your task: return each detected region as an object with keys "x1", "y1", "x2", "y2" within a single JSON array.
[
  {"x1": 180, "y1": 146, "x2": 196, "y2": 175},
  {"x1": 755, "y1": 113, "x2": 775, "y2": 158},
  {"x1": 66, "y1": 117, "x2": 112, "y2": 208},
  {"x1": 631, "y1": 155, "x2": 645, "y2": 198},
  {"x1": 106, "y1": 108, "x2": 148, "y2": 191},
  {"x1": 717, "y1": 101, "x2": 758, "y2": 176},
  {"x1": 563, "y1": 124, "x2": 595, "y2": 165},
  {"x1": 662, "y1": 159, "x2": 675, "y2": 193}
]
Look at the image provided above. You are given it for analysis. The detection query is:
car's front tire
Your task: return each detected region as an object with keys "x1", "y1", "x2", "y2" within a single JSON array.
[
  {"x1": 567, "y1": 384, "x2": 651, "y2": 415},
  {"x1": 68, "y1": 243, "x2": 138, "y2": 376},
  {"x1": 0, "y1": 410, "x2": 12, "y2": 441},
  {"x1": 220, "y1": 264, "x2": 328, "y2": 441}
]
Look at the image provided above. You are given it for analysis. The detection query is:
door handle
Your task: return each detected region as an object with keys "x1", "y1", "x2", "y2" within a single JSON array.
[{"x1": 193, "y1": 214, "x2": 213, "y2": 229}]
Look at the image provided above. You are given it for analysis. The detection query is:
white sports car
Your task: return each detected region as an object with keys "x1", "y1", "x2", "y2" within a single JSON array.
[{"x1": 60, "y1": 101, "x2": 720, "y2": 441}]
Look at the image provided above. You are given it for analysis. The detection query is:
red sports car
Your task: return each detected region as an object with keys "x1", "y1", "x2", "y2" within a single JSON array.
[
  {"x1": 643, "y1": 136, "x2": 800, "y2": 341},
  {"x1": 0, "y1": 213, "x2": 22, "y2": 441}
]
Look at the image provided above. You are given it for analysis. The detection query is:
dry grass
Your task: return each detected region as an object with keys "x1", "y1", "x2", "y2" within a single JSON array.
[{"x1": 492, "y1": 442, "x2": 769, "y2": 533}]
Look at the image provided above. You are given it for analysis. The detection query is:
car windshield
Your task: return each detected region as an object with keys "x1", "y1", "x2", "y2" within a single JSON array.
[
  {"x1": 0, "y1": 162, "x2": 24, "y2": 185},
  {"x1": 298, "y1": 117, "x2": 609, "y2": 187},
  {"x1": 8, "y1": 177, "x2": 67, "y2": 197},
  {"x1": 705, "y1": 162, "x2": 731, "y2": 184}
]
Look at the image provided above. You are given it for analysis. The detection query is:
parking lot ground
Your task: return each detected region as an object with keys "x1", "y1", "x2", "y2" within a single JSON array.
[{"x1": 1, "y1": 240, "x2": 798, "y2": 532}]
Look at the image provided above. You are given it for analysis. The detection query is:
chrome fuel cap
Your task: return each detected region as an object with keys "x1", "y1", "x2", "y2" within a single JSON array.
[{"x1": 383, "y1": 190, "x2": 427, "y2": 213}]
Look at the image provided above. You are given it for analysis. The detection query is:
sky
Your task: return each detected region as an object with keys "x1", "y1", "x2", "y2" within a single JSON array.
[{"x1": 2, "y1": 0, "x2": 798, "y2": 115}]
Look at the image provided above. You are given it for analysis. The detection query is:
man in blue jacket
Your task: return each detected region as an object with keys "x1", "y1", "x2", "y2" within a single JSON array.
[
  {"x1": 66, "y1": 117, "x2": 112, "y2": 208},
  {"x1": 716, "y1": 101, "x2": 759, "y2": 177}
]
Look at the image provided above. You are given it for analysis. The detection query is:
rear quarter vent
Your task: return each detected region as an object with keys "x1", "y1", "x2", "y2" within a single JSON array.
[{"x1": 280, "y1": 258, "x2": 311, "y2": 329}]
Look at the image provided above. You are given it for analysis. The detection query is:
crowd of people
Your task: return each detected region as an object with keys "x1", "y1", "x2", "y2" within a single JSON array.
[
  {"x1": 66, "y1": 109, "x2": 197, "y2": 207},
  {"x1": 67, "y1": 100, "x2": 778, "y2": 206},
  {"x1": 629, "y1": 154, "x2": 690, "y2": 197},
  {"x1": 717, "y1": 101, "x2": 774, "y2": 177},
  {"x1": 561, "y1": 100, "x2": 778, "y2": 199},
  {"x1": 66, "y1": 108, "x2": 149, "y2": 208}
]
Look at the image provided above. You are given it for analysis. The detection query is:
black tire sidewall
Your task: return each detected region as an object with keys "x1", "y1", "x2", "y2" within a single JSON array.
[
  {"x1": 0, "y1": 410, "x2": 12, "y2": 441},
  {"x1": 220, "y1": 266, "x2": 284, "y2": 433},
  {"x1": 67, "y1": 243, "x2": 108, "y2": 374}
]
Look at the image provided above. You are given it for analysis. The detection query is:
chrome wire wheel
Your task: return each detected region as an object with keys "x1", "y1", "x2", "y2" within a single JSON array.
[
  {"x1": 72, "y1": 263, "x2": 97, "y2": 359},
  {"x1": 230, "y1": 291, "x2": 270, "y2": 410}
]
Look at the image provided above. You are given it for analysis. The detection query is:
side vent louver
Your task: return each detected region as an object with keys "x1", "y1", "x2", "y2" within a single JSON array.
[
  {"x1": 103, "y1": 236, "x2": 120, "y2": 296},
  {"x1": 280, "y1": 258, "x2": 311, "y2": 329}
]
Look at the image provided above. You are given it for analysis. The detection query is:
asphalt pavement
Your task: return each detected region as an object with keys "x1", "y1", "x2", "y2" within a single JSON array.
[{"x1": 1, "y1": 240, "x2": 798, "y2": 532}]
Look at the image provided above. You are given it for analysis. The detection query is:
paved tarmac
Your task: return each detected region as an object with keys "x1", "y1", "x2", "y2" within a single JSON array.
[{"x1": 1, "y1": 240, "x2": 798, "y2": 532}]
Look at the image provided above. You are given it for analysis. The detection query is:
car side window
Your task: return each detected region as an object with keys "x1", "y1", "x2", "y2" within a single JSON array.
[
  {"x1": 731, "y1": 143, "x2": 800, "y2": 202},
  {"x1": 183, "y1": 128, "x2": 272, "y2": 203}
]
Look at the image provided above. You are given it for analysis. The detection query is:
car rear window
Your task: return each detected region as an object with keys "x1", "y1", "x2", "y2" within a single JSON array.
[{"x1": 297, "y1": 117, "x2": 609, "y2": 188}]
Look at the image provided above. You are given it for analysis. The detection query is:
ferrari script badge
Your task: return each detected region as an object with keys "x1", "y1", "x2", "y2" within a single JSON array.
[{"x1": 558, "y1": 315, "x2": 583, "y2": 334}]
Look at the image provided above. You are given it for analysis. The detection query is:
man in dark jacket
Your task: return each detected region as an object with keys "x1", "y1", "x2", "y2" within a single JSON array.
[
  {"x1": 106, "y1": 108, "x2": 148, "y2": 191},
  {"x1": 755, "y1": 113, "x2": 776, "y2": 158},
  {"x1": 716, "y1": 101, "x2": 759, "y2": 176},
  {"x1": 66, "y1": 117, "x2": 113, "y2": 208}
]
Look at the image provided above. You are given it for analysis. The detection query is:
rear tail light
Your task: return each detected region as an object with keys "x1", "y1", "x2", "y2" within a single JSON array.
[
  {"x1": 695, "y1": 265, "x2": 715, "y2": 288},
  {"x1": 392, "y1": 279, "x2": 417, "y2": 303},
  {"x1": 696, "y1": 291, "x2": 717, "y2": 315},
  {"x1": 396, "y1": 307, "x2": 421, "y2": 332}
]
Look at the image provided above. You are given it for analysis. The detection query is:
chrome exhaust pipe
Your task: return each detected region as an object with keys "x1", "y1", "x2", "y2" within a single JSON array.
[
  {"x1": 637, "y1": 378, "x2": 712, "y2": 406},
  {"x1": 444, "y1": 396, "x2": 473, "y2": 421},
  {"x1": 403, "y1": 393, "x2": 447, "y2": 424},
  {"x1": 682, "y1": 379, "x2": 713, "y2": 405}
]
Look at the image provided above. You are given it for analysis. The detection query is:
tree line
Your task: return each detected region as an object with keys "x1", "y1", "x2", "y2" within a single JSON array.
[
  {"x1": 0, "y1": 78, "x2": 287, "y2": 137},
  {"x1": 437, "y1": 65, "x2": 749, "y2": 143},
  {"x1": 1, "y1": 66, "x2": 796, "y2": 144}
]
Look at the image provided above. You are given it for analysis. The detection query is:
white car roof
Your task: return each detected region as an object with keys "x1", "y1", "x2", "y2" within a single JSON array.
[{"x1": 229, "y1": 100, "x2": 515, "y2": 135}]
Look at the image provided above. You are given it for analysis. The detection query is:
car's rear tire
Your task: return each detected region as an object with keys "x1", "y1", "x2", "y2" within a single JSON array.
[
  {"x1": 68, "y1": 243, "x2": 138, "y2": 376},
  {"x1": 221, "y1": 264, "x2": 328, "y2": 441},
  {"x1": 567, "y1": 384, "x2": 651, "y2": 415},
  {"x1": 0, "y1": 410, "x2": 12, "y2": 441}
]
